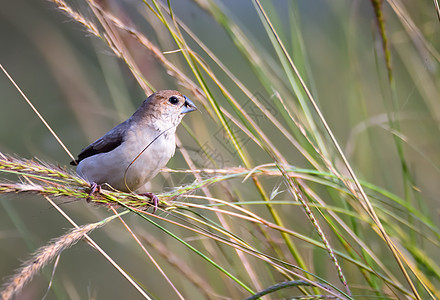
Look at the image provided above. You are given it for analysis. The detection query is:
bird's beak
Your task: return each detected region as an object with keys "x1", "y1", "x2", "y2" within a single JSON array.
[{"x1": 181, "y1": 96, "x2": 197, "y2": 114}]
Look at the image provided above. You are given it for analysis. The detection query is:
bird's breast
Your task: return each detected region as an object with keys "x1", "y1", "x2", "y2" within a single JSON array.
[{"x1": 122, "y1": 128, "x2": 176, "y2": 187}]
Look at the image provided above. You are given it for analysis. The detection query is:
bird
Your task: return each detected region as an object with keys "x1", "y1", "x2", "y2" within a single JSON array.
[{"x1": 70, "y1": 90, "x2": 197, "y2": 212}]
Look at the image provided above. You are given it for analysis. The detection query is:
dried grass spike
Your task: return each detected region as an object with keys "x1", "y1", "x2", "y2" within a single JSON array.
[{"x1": 0, "y1": 222, "x2": 105, "y2": 300}]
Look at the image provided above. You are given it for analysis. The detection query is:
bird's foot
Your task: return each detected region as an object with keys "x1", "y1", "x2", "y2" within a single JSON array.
[
  {"x1": 139, "y1": 192, "x2": 159, "y2": 213},
  {"x1": 87, "y1": 182, "x2": 102, "y2": 203}
]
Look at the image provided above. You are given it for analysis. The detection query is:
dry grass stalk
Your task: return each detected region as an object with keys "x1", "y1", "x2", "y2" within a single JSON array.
[
  {"x1": 0, "y1": 154, "x2": 80, "y2": 183},
  {"x1": 138, "y1": 231, "x2": 220, "y2": 300},
  {"x1": 51, "y1": 0, "x2": 100, "y2": 37},
  {"x1": 0, "y1": 222, "x2": 107, "y2": 300}
]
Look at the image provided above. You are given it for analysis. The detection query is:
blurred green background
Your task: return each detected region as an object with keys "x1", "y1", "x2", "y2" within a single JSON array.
[{"x1": 1, "y1": 0, "x2": 440, "y2": 299}]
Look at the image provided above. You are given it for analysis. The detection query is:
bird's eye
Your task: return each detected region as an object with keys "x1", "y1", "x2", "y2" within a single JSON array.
[{"x1": 168, "y1": 96, "x2": 179, "y2": 105}]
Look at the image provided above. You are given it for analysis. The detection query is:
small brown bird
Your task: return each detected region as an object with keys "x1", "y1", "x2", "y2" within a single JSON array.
[{"x1": 71, "y1": 90, "x2": 197, "y2": 211}]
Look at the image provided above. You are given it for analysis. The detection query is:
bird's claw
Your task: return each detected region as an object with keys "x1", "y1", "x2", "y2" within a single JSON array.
[
  {"x1": 139, "y1": 192, "x2": 159, "y2": 213},
  {"x1": 87, "y1": 182, "x2": 102, "y2": 203}
]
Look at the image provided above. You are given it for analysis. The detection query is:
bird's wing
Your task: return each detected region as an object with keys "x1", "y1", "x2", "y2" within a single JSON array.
[{"x1": 70, "y1": 120, "x2": 129, "y2": 165}]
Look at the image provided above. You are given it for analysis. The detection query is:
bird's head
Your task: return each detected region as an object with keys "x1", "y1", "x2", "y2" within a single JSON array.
[{"x1": 133, "y1": 90, "x2": 197, "y2": 130}]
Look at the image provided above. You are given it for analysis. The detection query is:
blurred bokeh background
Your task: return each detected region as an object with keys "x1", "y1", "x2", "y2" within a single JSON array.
[{"x1": 1, "y1": 0, "x2": 440, "y2": 299}]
